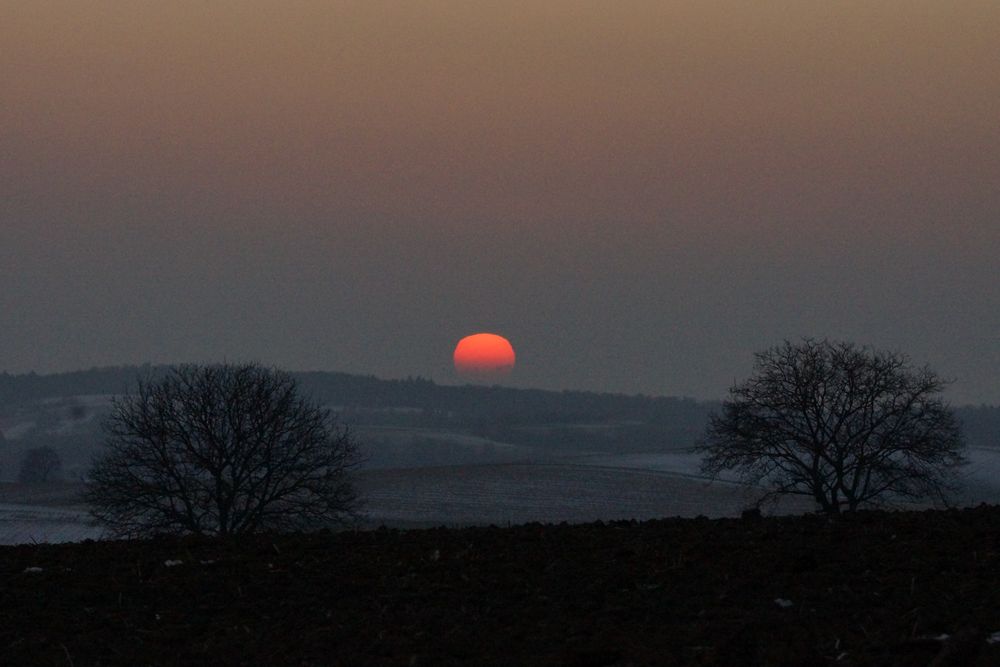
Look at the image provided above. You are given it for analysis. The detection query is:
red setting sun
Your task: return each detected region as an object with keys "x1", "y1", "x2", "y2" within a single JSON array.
[{"x1": 453, "y1": 333, "x2": 516, "y2": 383}]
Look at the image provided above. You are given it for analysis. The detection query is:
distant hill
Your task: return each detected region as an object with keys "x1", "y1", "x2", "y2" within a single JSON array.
[
  {"x1": 1, "y1": 365, "x2": 704, "y2": 417},
  {"x1": 0, "y1": 366, "x2": 997, "y2": 452},
  {"x1": 0, "y1": 367, "x2": 716, "y2": 455}
]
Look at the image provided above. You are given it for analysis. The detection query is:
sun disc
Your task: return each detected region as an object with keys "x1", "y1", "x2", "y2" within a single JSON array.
[{"x1": 453, "y1": 333, "x2": 516, "y2": 383}]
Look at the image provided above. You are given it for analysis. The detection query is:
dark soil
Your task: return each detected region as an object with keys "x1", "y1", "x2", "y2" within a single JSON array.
[{"x1": 4, "y1": 506, "x2": 1000, "y2": 666}]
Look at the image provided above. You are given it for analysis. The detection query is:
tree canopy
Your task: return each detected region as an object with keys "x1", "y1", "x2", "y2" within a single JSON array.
[
  {"x1": 698, "y1": 339, "x2": 966, "y2": 513},
  {"x1": 86, "y1": 363, "x2": 361, "y2": 537}
]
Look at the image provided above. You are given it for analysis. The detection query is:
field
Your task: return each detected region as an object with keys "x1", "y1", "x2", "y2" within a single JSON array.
[
  {"x1": 356, "y1": 463, "x2": 811, "y2": 528},
  {"x1": 0, "y1": 503, "x2": 99, "y2": 545},
  {"x1": 0, "y1": 462, "x2": 793, "y2": 543},
  {"x1": 3, "y1": 390, "x2": 1000, "y2": 664},
  {"x1": 4, "y1": 446, "x2": 1000, "y2": 543},
  {"x1": 2, "y1": 381, "x2": 998, "y2": 544},
  {"x1": 6, "y1": 506, "x2": 1000, "y2": 665},
  {"x1": 2, "y1": 390, "x2": 999, "y2": 543}
]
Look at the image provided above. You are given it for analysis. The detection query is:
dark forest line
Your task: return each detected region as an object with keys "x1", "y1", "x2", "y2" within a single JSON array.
[{"x1": 0, "y1": 366, "x2": 997, "y2": 450}]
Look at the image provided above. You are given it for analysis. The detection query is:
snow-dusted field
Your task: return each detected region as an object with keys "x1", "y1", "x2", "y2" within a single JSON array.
[
  {"x1": 357, "y1": 447, "x2": 1000, "y2": 527},
  {"x1": 954, "y1": 447, "x2": 1000, "y2": 505},
  {"x1": 356, "y1": 463, "x2": 813, "y2": 527},
  {"x1": 563, "y1": 450, "x2": 706, "y2": 477},
  {"x1": 356, "y1": 425, "x2": 541, "y2": 470},
  {"x1": 0, "y1": 503, "x2": 102, "y2": 545},
  {"x1": 3, "y1": 447, "x2": 1000, "y2": 544}
]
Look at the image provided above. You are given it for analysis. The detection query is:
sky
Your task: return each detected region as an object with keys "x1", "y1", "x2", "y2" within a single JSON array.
[{"x1": 1, "y1": 1, "x2": 998, "y2": 404}]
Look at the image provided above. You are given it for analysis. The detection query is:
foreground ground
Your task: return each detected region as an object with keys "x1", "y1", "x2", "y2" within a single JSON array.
[{"x1": 4, "y1": 507, "x2": 1000, "y2": 666}]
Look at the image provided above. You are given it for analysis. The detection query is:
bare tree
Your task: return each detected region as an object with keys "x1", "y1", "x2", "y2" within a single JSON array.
[
  {"x1": 697, "y1": 339, "x2": 966, "y2": 514},
  {"x1": 18, "y1": 446, "x2": 62, "y2": 483},
  {"x1": 85, "y1": 363, "x2": 361, "y2": 537}
]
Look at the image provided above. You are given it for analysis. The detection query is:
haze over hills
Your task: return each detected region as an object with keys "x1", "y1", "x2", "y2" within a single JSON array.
[
  {"x1": 1, "y1": 365, "x2": 998, "y2": 449},
  {"x1": 1, "y1": 366, "x2": 998, "y2": 477},
  {"x1": 1, "y1": 366, "x2": 998, "y2": 539}
]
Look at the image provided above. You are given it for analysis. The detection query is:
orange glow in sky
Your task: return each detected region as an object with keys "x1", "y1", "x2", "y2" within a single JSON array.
[{"x1": 0, "y1": 2, "x2": 998, "y2": 403}]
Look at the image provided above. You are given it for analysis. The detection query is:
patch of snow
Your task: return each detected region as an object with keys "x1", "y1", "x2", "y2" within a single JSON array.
[
  {"x1": 569, "y1": 451, "x2": 707, "y2": 477},
  {"x1": 23, "y1": 566, "x2": 43, "y2": 573},
  {"x1": 0, "y1": 503, "x2": 103, "y2": 545},
  {"x1": 357, "y1": 463, "x2": 815, "y2": 527},
  {"x1": 774, "y1": 598, "x2": 793, "y2": 608},
  {"x1": 163, "y1": 560, "x2": 183, "y2": 567},
  {"x1": 986, "y1": 631, "x2": 1000, "y2": 644}
]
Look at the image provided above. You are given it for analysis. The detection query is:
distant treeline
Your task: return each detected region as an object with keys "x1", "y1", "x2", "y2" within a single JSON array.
[
  {"x1": 0, "y1": 367, "x2": 165, "y2": 404},
  {"x1": 1, "y1": 366, "x2": 998, "y2": 451}
]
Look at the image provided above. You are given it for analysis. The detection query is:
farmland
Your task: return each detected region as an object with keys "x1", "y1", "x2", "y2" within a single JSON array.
[
  {"x1": 0, "y1": 461, "x2": 799, "y2": 543},
  {"x1": 6, "y1": 506, "x2": 1000, "y2": 665},
  {"x1": 6, "y1": 446, "x2": 1000, "y2": 543},
  {"x1": 1, "y1": 369, "x2": 999, "y2": 544},
  {"x1": 356, "y1": 462, "x2": 811, "y2": 528}
]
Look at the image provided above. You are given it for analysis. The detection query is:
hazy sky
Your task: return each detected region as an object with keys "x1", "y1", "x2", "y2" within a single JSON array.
[{"x1": 2, "y1": 2, "x2": 998, "y2": 403}]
